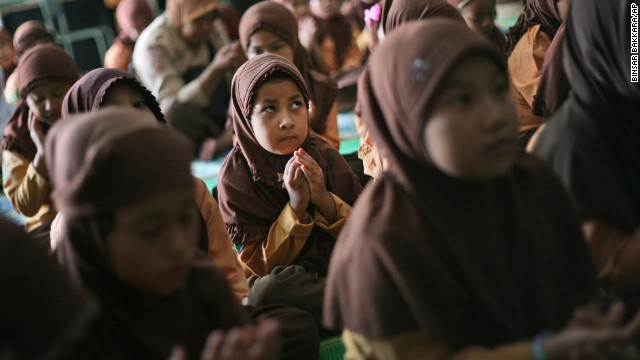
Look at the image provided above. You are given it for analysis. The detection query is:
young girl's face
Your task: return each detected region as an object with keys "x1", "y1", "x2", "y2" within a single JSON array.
[
  {"x1": 101, "y1": 82, "x2": 156, "y2": 119},
  {"x1": 247, "y1": 31, "x2": 295, "y2": 63},
  {"x1": 106, "y1": 187, "x2": 198, "y2": 295},
  {"x1": 250, "y1": 77, "x2": 308, "y2": 155},
  {"x1": 309, "y1": 0, "x2": 339, "y2": 19},
  {"x1": 460, "y1": 0, "x2": 497, "y2": 39},
  {"x1": 25, "y1": 79, "x2": 72, "y2": 125},
  {"x1": 423, "y1": 55, "x2": 517, "y2": 180},
  {"x1": 180, "y1": 11, "x2": 216, "y2": 47},
  {"x1": 283, "y1": 0, "x2": 310, "y2": 20}
]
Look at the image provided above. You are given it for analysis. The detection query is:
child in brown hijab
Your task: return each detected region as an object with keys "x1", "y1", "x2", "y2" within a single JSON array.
[
  {"x1": 447, "y1": 0, "x2": 506, "y2": 53},
  {"x1": 104, "y1": 0, "x2": 155, "y2": 72},
  {"x1": 1, "y1": 44, "x2": 79, "y2": 244},
  {"x1": 300, "y1": 0, "x2": 363, "y2": 75},
  {"x1": 4, "y1": 21, "x2": 55, "y2": 105},
  {"x1": 239, "y1": 1, "x2": 339, "y2": 150},
  {"x1": 324, "y1": 19, "x2": 640, "y2": 359},
  {"x1": 532, "y1": 0, "x2": 640, "y2": 304},
  {"x1": 355, "y1": 0, "x2": 465, "y2": 179},
  {"x1": 57, "y1": 67, "x2": 249, "y2": 301},
  {"x1": 218, "y1": 53, "x2": 361, "y2": 322},
  {"x1": 46, "y1": 107, "x2": 279, "y2": 359},
  {"x1": 506, "y1": 0, "x2": 569, "y2": 146}
]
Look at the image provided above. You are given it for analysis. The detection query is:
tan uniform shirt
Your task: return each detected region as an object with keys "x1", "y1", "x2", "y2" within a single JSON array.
[
  {"x1": 238, "y1": 193, "x2": 351, "y2": 277},
  {"x1": 508, "y1": 24, "x2": 551, "y2": 135},
  {"x1": 132, "y1": 13, "x2": 230, "y2": 113},
  {"x1": 2, "y1": 150, "x2": 56, "y2": 232}
]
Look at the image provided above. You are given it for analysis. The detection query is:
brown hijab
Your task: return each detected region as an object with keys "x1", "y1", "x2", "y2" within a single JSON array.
[
  {"x1": 310, "y1": 12, "x2": 355, "y2": 68},
  {"x1": 61, "y1": 67, "x2": 165, "y2": 123},
  {"x1": 0, "y1": 218, "x2": 88, "y2": 359},
  {"x1": 324, "y1": 20, "x2": 596, "y2": 347},
  {"x1": 46, "y1": 108, "x2": 246, "y2": 358},
  {"x1": 167, "y1": 0, "x2": 218, "y2": 28},
  {"x1": 505, "y1": 0, "x2": 562, "y2": 56},
  {"x1": 1, "y1": 44, "x2": 79, "y2": 160},
  {"x1": 218, "y1": 53, "x2": 361, "y2": 274},
  {"x1": 533, "y1": 0, "x2": 640, "y2": 233},
  {"x1": 115, "y1": 0, "x2": 154, "y2": 46},
  {"x1": 381, "y1": 0, "x2": 464, "y2": 35},
  {"x1": 239, "y1": 1, "x2": 337, "y2": 134},
  {"x1": 531, "y1": 22, "x2": 568, "y2": 118},
  {"x1": 12, "y1": 21, "x2": 54, "y2": 58}
]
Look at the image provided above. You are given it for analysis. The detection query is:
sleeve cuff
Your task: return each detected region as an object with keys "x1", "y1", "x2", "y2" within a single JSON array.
[
  {"x1": 278, "y1": 203, "x2": 314, "y2": 238},
  {"x1": 314, "y1": 193, "x2": 351, "y2": 238}
]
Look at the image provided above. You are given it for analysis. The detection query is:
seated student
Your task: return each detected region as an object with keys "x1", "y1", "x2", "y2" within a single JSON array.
[
  {"x1": 1, "y1": 44, "x2": 79, "y2": 244},
  {"x1": 300, "y1": 0, "x2": 363, "y2": 76},
  {"x1": 58, "y1": 67, "x2": 249, "y2": 301},
  {"x1": 532, "y1": 0, "x2": 640, "y2": 303},
  {"x1": 340, "y1": 0, "x2": 379, "y2": 58},
  {"x1": 60, "y1": 68, "x2": 320, "y2": 359},
  {"x1": 46, "y1": 108, "x2": 280, "y2": 359},
  {"x1": 505, "y1": 0, "x2": 569, "y2": 147},
  {"x1": 218, "y1": 53, "x2": 361, "y2": 321},
  {"x1": 324, "y1": 19, "x2": 640, "y2": 359},
  {"x1": 4, "y1": 21, "x2": 55, "y2": 106},
  {"x1": 104, "y1": 0, "x2": 155, "y2": 72},
  {"x1": 133, "y1": 0, "x2": 245, "y2": 160},
  {"x1": 355, "y1": 0, "x2": 465, "y2": 179},
  {"x1": 447, "y1": 0, "x2": 506, "y2": 53},
  {"x1": 0, "y1": 217, "x2": 90, "y2": 360},
  {"x1": 239, "y1": 1, "x2": 339, "y2": 150}
]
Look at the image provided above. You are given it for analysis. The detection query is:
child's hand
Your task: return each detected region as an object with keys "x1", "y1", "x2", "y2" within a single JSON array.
[
  {"x1": 294, "y1": 149, "x2": 337, "y2": 223},
  {"x1": 284, "y1": 156, "x2": 310, "y2": 220},
  {"x1": 298, "y1": 16, "x2": 317, "y2": 50},
  {"x1": 28, "y1": 114, "x2": 46, "y2": 155},
  {"x1": 28, "y1": 114, "x2": 49, "y2": 177},
  {"x1": 211, "y1": 41, "x2": 245, "y2": 71},
  {"x1": 293, "y1": 149, "x2": 326, "y2": 204}
]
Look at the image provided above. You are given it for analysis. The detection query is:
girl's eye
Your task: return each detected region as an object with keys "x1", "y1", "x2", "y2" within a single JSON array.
[
  {"x1": 264, "y1": 105, "x2": 276, "y2": 113},
  {"x1": 451, "y1": 93, "x2": 472, "y2": 107},
  {"x1": 291, "y1": 100, "x2": 303, "y2": 110},
  {"x1": 133, "y1": 101, "x2": 147, "y2": 109},
  {"x1": 138, "y1": 224, "x2": 162, "y2": 239}
]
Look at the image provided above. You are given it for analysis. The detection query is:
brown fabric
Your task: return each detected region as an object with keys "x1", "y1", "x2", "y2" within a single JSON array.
[
  {"x1": 0, "y1": 218, "x2": 88, "y2": 359},
  {"x1": 0, "y1": 28, "x2": 15, "y2": 80},
  {"x1": 531, "y1": 22, "x2": 567, "y2": 119},
  {"x1": 1, "y1": 44, "x2": 78, "y2": 160},
  {"x1": 62, "y1": 67, "x2": 165, "y2": 123},
  {"x1": 310, "y1": 13, "x2": 355, "y2": 69},
  {"x1": 115, "y1": 0, "x2": 154, "y2": 46},
  {"x1": 532, "y1": 0, "x2": 640, "y2": 233},
  {"x1": 381, "y1": 0, "x2": 465, "y2": 35},
  {"x1": 239, "y1": 1, "x2": 337, "y2": 135},
  {"x1": 46, "y1": 107, "x2": 246, "y2": 358},
  {"x1": 324, "y1": 20, "x2": 597, "y2": 348},
  {"x1": 505, "y1": 0, "x2": 562, "y2": 56},
  {"x1": 47, "y1": 108, "x2": 191, "y2": 219},
  {"x1": 167, "y1": 0, "x2": 219, "y2": 28},
  {"x1": 218, "y1": 53, "x2": 361, "y2": 272},
  {"x1": 218, "y1": 3, "x2": 241, "y2": 40},
  {"x1": 12, "y1": 21, "x2": 54, "y2": 58},
  {"x1": 341, "y1": 0, "x2": 379, "y2": 32}
]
